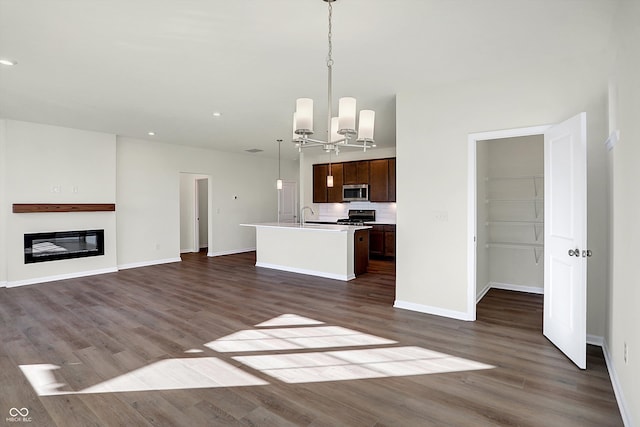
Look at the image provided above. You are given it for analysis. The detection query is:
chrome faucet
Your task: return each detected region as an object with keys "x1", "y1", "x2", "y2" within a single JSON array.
[{"x1": 300, "y1": 206, "x2": 315, "y2": 226}]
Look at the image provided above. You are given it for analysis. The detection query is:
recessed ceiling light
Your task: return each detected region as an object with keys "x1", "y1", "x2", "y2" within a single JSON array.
[
  {"x1": 245, "y1": 149, "x2": 263, "y2": 153},
  {"x1": 0, "y1": 58, "x2": 17, "y2": 66},
  {"x1": 148, "y1": 131, "x2": 155, "y2": 136},
  {"x1": 212, "y1": 112, "x2": 222, "y2": 117}
]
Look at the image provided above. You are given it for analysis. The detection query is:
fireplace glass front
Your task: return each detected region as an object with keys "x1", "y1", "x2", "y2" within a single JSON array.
[{"x1": 24, "y1": 230, "x2": 105, "y2": 264}]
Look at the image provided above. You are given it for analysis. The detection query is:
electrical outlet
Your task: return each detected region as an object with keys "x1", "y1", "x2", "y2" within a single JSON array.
[{"x1": 624, "y1": 342, "x2": 628, "y2": 364}]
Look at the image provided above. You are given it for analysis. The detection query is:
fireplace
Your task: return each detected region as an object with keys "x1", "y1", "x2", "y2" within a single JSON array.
[{"x1": 24, "y1": 230, "x2": 105, "y2": 264}]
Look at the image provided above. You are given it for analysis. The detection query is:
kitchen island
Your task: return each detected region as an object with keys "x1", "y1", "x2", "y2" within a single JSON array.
[{"x1": 241, "y1": 222, "x2": 371, "y2": 281}]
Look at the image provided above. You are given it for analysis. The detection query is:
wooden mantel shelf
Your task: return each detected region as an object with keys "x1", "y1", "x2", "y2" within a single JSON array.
[{"x1": 12, "y1": 203, "x2": 116, "y2": 213}]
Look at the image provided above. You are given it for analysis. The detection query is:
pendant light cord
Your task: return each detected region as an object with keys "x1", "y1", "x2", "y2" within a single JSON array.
[{"x1": 327, "y1": 1, "x2": 333, "y2": 148}]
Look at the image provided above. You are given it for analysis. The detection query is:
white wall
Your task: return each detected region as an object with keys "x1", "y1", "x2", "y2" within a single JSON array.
[
  {"x1": 0, "y1": 120, "x2": 7, "y2": 285},
  {"x1": 607, "y1": 0, "x2": 640, "y2": 424},
  {"x1": 116, "y1": 137, "x2": 298, "y2": 265},
  {"x1": 2, "y1": 120, "x2": 117, "y2": 285},
  {"x1": 396, "y1": 54, "x2": 609, "y2": 331}
]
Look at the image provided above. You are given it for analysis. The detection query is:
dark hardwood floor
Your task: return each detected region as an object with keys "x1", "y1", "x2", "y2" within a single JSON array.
[{"x1": 0, "y1": 251, "x2": 622, "y2": 426}]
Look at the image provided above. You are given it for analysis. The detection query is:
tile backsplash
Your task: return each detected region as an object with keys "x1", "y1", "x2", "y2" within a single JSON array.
[{"x1": 317, "y1": 202, "x2": 396, "y2": 224}]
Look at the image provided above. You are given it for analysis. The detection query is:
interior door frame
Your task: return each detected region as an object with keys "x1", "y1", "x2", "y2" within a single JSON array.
[{"x1": 467, "y1": 124, "x2": 551, "y2": 320}]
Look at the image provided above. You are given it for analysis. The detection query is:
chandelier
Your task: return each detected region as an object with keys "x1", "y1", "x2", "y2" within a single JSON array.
[{"x1": 292, "y1": 0, "x2": 376, "y2": 157}]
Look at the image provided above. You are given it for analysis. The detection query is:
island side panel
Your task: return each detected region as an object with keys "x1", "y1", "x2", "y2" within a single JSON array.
[{"x1": 255, "y1": 227, "x2": 354, "y2": 281}]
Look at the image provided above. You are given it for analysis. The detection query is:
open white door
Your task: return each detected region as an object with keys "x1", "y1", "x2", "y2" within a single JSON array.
[{"x1": 543, "y1": 112, "x2": 587, "y2": 369}]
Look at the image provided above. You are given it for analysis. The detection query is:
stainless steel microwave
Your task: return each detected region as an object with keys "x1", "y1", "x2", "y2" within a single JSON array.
[{"x1": 343, "y1": 184, "x2": 369, "y2": 201}]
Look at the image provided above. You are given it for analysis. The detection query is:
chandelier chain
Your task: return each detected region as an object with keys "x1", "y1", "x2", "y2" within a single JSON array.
[{"x1": 327, "y1": 1, "x2": 333, "y2": 67}]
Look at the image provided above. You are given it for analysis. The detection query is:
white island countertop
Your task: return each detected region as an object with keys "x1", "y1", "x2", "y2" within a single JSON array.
[
  {"x1": 241, "y1": 222, "x2": 372, "y2": 232},
  {"x1": 241, "y1": 222, "x2": 371, "y2": 281}
]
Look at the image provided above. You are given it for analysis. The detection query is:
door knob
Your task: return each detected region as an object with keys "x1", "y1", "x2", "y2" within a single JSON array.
[
  {"x1": 583, "y1": 249, "x2": 593, "y2": 257},
  {"x1": 568, "y1": 248, "x2": 580, "y2": 257}
]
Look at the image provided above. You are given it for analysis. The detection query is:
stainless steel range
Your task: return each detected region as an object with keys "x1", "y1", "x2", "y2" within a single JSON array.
[{"x1": 336, "y1": 209, "x2": 376, "y2": 225}]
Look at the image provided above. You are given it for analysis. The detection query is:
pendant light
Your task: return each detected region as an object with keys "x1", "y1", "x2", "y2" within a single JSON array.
[{"x1": 292, "y1": 0, "x2": 376, "y2": 155}]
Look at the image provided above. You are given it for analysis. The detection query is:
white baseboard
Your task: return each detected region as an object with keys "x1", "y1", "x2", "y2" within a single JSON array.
[
  {"x1": 180, "y1": 248, "x2": 191, "y2": 254},
  {"x1": 476, "y1": 282, "x2": 492, "y2": 303},
  {"x1": 587, "y1": 334, "x2": 604, "y2": 347},
  {"x1": 208, "y1": 247, "x2": 255, "y2": 257},
  {"x1": 393, "y1": 300, "x2": 474, "y2": 321},
  {"x1": 118, "y1": 257, "x2": 181, "y2": 270},
  {"x1": 601, "y1": 338, "x2": 633, "y2": 427},
  {"x1": 0, "y1": 281, "x2": 7, "y2": 288},
  {"x1": 6, "y1": 267, "x2": 119, "y2": 288},
  {"x1": 255, "y1": 262, "x2": 354, "y2": 282},
  {"x1": 489, "y1": 281, "x2": 544, "y2": 294}
]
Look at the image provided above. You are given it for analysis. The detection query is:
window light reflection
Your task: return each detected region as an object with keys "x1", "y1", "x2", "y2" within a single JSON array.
[
  {"x1": 234, "y1": 346, "x2": 495, "y2": 383},
  {"x1": 205, "y1": 326, "x2": 396, "y2": 353}
]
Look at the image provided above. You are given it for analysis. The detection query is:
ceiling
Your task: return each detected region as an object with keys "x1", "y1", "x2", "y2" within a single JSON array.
[{"x1": 0, "y1": 0, "x2": 617, "y2": 159}]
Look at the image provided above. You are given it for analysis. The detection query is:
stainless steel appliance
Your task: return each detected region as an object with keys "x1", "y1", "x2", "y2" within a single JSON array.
[
  {"x1": 337, "y1": 209, "x2": 376, "y2": 225},
  {"x1": 342, "y1": 184, "x2": 369, "y2": 202}
]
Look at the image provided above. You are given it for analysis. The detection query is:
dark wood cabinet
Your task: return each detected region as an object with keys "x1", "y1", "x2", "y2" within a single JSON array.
[
  {"x1": 369, "y1": 225, "x2": 384, "y2": 257},
  {"x1": 327, "y1": 163, "x2": 344, "y2": 203},
  {"x1": 313, "y1": 157, "x2": 395, "y2": 203},
  {"x1": 313, "y1": 164, "x2": 328, "y2": 203},
  {"x1": 354, "y1": 229, "x2": 370, "y2": 275},
  {"x1": 388, "y1": 158, "x2": 396, "y2": 202},
  {"x1": 343, "y1": 162, "x2": 357, "y2": 184},
  {"x1": 384, "y1": 225, "x2": 396, "y2": 257},
  {"x1": 369, "y1": 224, "x2": 395, "y2": 258},
  {"x1": 343, "y1": 161, "x2": 370, "y2": 185},
  {"x1": 369, "y1": 159, "x2": 389, "y2": 202}
]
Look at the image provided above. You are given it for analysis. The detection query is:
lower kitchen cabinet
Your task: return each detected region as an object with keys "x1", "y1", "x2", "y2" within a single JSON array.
[
  {"x1": 354, "y1": 229, "x2": 370, "y2": 275},
  {"x1": 369, "y1": 224, "x2": 395, "y2": 258}
]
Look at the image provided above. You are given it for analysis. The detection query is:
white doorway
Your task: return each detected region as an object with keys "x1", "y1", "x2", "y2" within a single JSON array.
[
  {"x1": 278, "y1": 180, "x2": 298, "y2": 223},
  {"x1": 180, "y1": 173, "x2": 211, "y2": 254},
  {"x1": 468, "y1": 114, "x2": 588, "y2": 368},
  {"x1": 195, "y1": 178, "x2": 208, "y2": 251}
]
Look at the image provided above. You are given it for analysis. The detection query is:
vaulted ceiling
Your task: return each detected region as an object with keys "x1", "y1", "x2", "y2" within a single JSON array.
[{"x1": 0, "y1": 0, "x2": 617, "y2": 159}]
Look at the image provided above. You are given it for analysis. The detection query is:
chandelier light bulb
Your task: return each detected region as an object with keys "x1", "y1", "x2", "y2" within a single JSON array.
[
  {"x1": 338, "y1": 97, "x2": 357, "y2": 135},
  {"x1": 330, "y1": 117, "x2": 341, "y2": 143},
  {"x1": 295, "y1": 98, "x2": 314, "y2": 135},
  {"x1": 327, "y1": 175, "x2": 334, "y2": 188},
  {"x1": 357, "y1": 110, "x2": 375, "y2": 141}
]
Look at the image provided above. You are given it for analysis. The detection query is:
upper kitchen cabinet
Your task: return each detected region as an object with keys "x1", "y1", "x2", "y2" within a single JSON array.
[
  {"x1": 343, "y1": 161, "x2": 370, "y2": 185},
  {"x1": 369, "y1": 159, "x2": 390, "y2": 202},
  {"x1": 313, "y1": 157, "x2": 395, "y2": 203},
  {"x1": 313, "y1": 164, "x2": 329, "y2": 203},
  {"x1": 388, "y1": 158, "x2": 396, "y2": 202},
  {"x1": 327, "y1": 163, "x2": 344, "y2": 203}
]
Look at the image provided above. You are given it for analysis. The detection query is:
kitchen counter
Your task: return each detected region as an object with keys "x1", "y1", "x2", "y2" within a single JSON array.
[{"x1": 241, "y1": 223, "x2": 371, "y2": 281}]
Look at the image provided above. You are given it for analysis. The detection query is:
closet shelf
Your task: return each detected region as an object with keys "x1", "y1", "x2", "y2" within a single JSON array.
[
  {"x1": 486, "y1": 242, "x2": 543, "y2": 249},
  {"x1": 485, "y1": 198, "x2": 543, "y2": 202},
  {"x1": 485, "y1": 220, "x2": 543, "y2": 226},
  {"x1": 485, "y1": 175, "x2": 543, "y2": 181}
]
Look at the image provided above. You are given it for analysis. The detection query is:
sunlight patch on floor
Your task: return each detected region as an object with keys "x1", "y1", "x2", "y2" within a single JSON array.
[
  {"x1": 19, "y1": 358, "x2": 267, "y2": 396},
  {"x1": 19, "y1": 314, "x2": 494, "y2": 396},
  {"x1": 234, "y1": 346, "x2": 494, "y2": 383},
  {"x1": 254, "y1": 313, "x2": 324, "y2": 327},
  {"x1": 205, "y1": 326, "x2": 396, "y2": 352}
]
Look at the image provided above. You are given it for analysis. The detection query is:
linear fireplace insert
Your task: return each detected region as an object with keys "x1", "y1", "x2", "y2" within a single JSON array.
[{"x1": 24, "y1": 229, "x2": 104, "y2": 264}]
